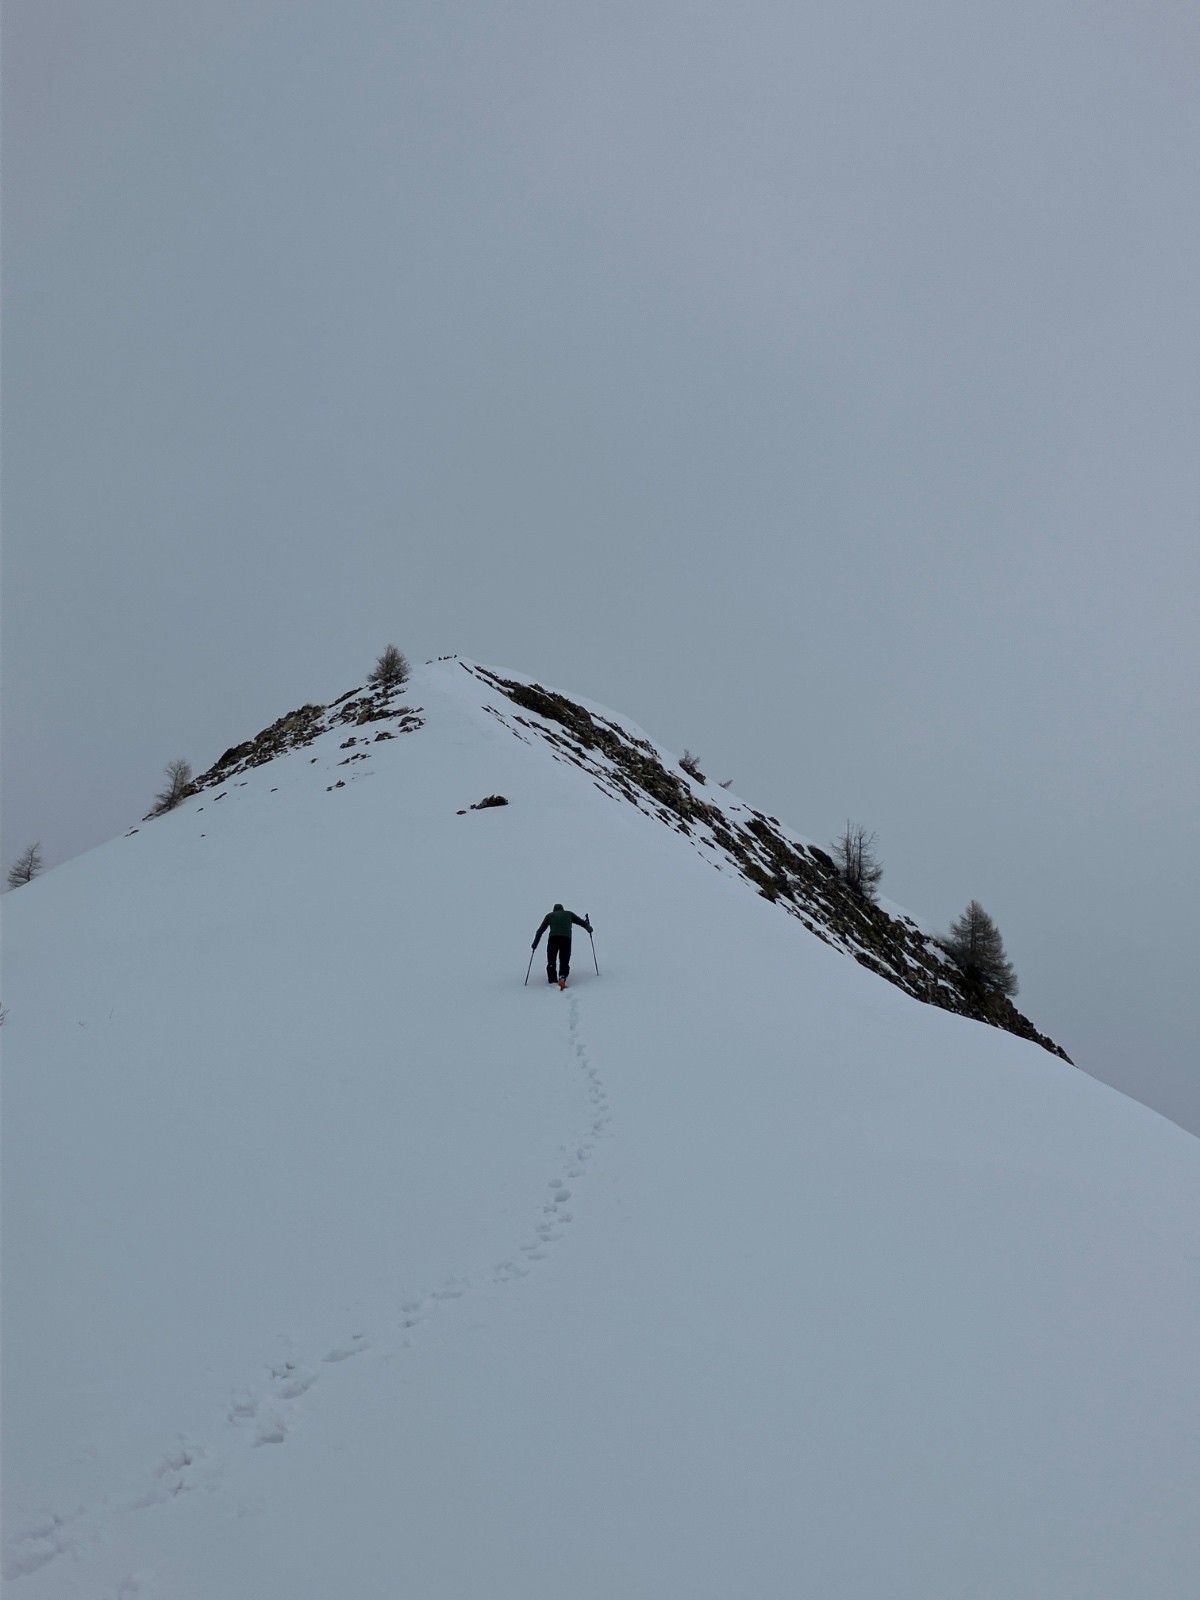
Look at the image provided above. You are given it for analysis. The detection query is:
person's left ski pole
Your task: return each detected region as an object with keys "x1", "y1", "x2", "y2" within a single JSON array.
[{"x1": 586, "y1": 912, "x2": 599, "y2": 975}]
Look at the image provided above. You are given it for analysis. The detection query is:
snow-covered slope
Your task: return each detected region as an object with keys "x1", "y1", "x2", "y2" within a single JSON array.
[{"x1": 4, "y1": 658, "x2": 1197, "y2": 1599}]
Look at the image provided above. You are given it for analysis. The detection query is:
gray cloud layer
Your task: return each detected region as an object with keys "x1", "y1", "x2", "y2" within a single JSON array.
[{"x1": 5, "y1": 1, "x2": 1197, "y2": 1130}]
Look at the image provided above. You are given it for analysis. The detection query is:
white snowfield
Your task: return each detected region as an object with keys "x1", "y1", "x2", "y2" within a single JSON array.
[{"x1": 3, "y1": 658, "x2": 1197, "y2": 1599}]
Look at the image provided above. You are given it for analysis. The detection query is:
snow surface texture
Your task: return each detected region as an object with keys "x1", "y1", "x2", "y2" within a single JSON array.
[{"x1": 3, "y1": 657, "x2": 1198, "y2": 1599}]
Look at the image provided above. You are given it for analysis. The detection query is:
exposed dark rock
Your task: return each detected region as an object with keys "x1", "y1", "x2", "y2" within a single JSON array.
[{"x1": 190, "y1": 688, "x2": 425, "y2": 793}]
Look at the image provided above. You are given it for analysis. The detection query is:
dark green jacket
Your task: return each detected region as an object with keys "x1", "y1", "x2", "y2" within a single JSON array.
[{"x1": 533, "y1": 906, "x2": 590, "y2": 947}]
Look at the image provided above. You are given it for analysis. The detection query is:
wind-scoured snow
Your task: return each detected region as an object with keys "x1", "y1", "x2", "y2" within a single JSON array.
[{"x1": 3, "y1": 658, "x2": 1198, "y2": 1598}]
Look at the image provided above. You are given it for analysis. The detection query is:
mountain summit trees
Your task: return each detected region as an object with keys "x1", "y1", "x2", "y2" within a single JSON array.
[{"x1": 368, "y1": 645, "x2": 410, "y2": 690}]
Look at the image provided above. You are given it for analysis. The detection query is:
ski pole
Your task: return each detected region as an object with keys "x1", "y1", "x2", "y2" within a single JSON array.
[
  {"x1": 586, "y1": 912, "x2": 599, "y2": 976},
  {"x1": 524, "y1": 945, "x2": 535, "y2": 986}
]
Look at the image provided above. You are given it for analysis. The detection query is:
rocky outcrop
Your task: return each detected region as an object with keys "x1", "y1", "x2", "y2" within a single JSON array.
[{"x1": 191, "y1": 683, "x2": 425, "y2": 791}]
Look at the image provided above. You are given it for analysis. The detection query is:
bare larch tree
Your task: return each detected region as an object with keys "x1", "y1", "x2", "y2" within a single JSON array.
[
  {"x1": 149, "y1": 759, "x2": 194, "y2": 817},
  {"x1": 368, "y1": 645, "x2": 410, "y2": 690},
  {"x1": 6, "y1": 842, "x2": 43, "y2": 889},
  {"x1": 831, "y1": 822, "x2": 884, "y2": 902}
]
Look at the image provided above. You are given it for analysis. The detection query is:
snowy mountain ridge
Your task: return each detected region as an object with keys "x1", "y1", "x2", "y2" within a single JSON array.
[
  {"x1": 169, "y1": 655, "x2": 1067, "y2": 1058},
  {"x1": 3, "y1": 655, "x2": 1197, "y2": 1599}
]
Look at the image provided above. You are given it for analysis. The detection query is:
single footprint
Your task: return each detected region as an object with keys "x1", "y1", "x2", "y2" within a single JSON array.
[
  {"x1": 229, "y1": 1392, "x2": 257, "y2": 1424},
  {"x1": 108, "y1": 1577, "x2": 152, "y2": 1600},
  {"x1": 401, "y1": 1300, "x2": 427, "y2": 1330},
  {"x1": 322, "y1": 1334, "x2": 369, "y2": 1363},
  {"x1": 275, "y1": 1367, "x2": 317, "y2": 1400},
  {"x1": 157, "y1": 1444, "x2": 201, "y2": 1477},
  {"x1": 253, "y1": 1414, "x2": 287, "y2": 1447}
]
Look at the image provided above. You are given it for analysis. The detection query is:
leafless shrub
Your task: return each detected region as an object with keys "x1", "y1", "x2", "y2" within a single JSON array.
[
  {"x1": 148, "y1": 759, "x2": 194, "y2": 817},
  {"x1": 6, "y1": 841, "x2": 43, "y2": 889},
  {"x1": 831, "y1": 822, "x2": 884, "y2": 902},
  {"x1": 368, "y1": 645, "x2": 410, "y2": 690},
  {"x1": 680, "y1": 750, "x2": 706, "y2": 783},
  {"x1": 941, "y1": 899, "x2": 1019, "y2": 997}
]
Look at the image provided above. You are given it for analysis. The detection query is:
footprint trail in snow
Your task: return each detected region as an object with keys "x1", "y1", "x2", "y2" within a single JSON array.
[{"x1": 2, "y1": 994, "x2": 610, "y2": 1588}]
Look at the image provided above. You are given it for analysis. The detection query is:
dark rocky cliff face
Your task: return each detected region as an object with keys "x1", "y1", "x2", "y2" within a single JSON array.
[{"x1": 465, "y1": 664, "x2": 1071, "y2": 1063}]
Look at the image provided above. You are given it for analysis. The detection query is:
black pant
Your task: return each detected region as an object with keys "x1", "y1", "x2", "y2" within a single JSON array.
[{"x1": 546, "y1": 934, "x2": 572, "y2": 982}]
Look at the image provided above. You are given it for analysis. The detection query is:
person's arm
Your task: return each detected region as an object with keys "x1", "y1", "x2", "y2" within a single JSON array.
[
  {"x1": 532, "y1": 915, "x2": 550, "y2": 949},
  {"x1": 571, "y1": 912, "x2": 592, "y2": 932}
]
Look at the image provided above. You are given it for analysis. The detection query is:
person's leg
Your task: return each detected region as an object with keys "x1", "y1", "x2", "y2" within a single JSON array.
[
  {"x1": 547, "y1": 934, "x2": 562, "y2": 982},
  {"x1": 560, "y1": 939, "x2": 572, "y2": 980}
]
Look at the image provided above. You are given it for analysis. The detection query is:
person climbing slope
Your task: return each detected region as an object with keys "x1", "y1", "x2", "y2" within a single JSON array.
[{"x1": 532, "y1": 903, "x2": 592, "y2": 989}]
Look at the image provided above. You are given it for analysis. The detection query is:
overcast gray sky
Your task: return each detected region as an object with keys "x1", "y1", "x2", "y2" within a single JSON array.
[{"x1": 4, "y1": 0, "x2": 1197, "y2": 1132}]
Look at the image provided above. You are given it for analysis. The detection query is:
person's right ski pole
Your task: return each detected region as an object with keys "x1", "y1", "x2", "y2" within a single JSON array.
[
  {"x1": 524, "y1": 946, "x2": 535, "y2": 986},
  {"x1": 586, "y1": 913, "x2": 599, "y2": 975}
]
